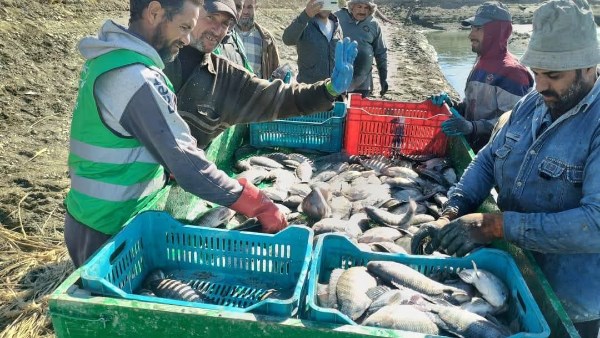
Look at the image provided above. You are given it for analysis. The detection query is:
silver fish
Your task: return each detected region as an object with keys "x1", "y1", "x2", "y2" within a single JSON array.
[
  {"x1": 296, "y1": 160, "x2": 313, "y2": 182},
  {"x1": 415, "y1": 166, "x2": 449, "y2": 187},
  {"x1": 271, "y1": 168, "x2": 299, "y2": 192},
  {"x1": 433, "y1": 192, "x2": 449, "y2": 208},
  {"x1": 384, "y1": 176, "x2": 419, "y2": 189},
  {"x1": 363, "y1": 304, "x2": 440, "y2": 335},
  {"x1": 282, "y1": 159, "x2": 301, "y2": 169},
  {"x1": 410, "y1": 213, "x2": 436, "y2": 225},
  {"x1": 317, "y1": 283, "x2": 330, "y2": 307},
  {"x1": 358, "y1": 227, "x2": 403, "y2": 244},
  {"x1": 312, "y1": 170, "x2": 337, "y2": 183},
  {"x1": 427, "y1": 303, "x2": 511, "y2": 338},
  {"x1": 288, "y1": 153, "x2": 312, "y2": 165},
  {"x1": 248, "y1": 156, "x2": 284, "y2": 169},
  {"x1": 328, "y1": 179, "x2": 351, "y2": 197},
  {"x1": 348, "y1": 212, "x2": 371, "y2": 232},
  {"x1": 460, "y1": 297, "x2": 500, "y2": 317},
  {"x1": 421, "y1": 157, "x2": 450, "y2": 171},
  {"x1": 331, "y1": 162, "x2": 350, "y2": 173},
  {"x1": 312, "y1": 218, "x2": 362, "y2": 238},
  {"x1": 458, "y1": 261, "x2": 508, "y2": 308},
  {"x1": 330, "y1": 196, "x2": 352, "y2": 220},
  {"x1": 364, "y1": 199, "x2": 416, "y2": 227},
  {"x1": 443, "y1": 167, "x2": 458, "y2": 185},
  {"x1": 335, "y1": 170, "x2": 363, "y2": 182},
  {"x1": 236, "y1": 168, "x2": 269, "y2": 185},
  {"x1": 359, "y1": 156, "x2": 391, "y2": 174},
  {"x1": 195, "y1": 206, "x2": 236, "y2": 228},
  {"x1": 289, "y1": 183, "x2": 312, "y2": 197},
  {"x1": 367, "y1": 287, "x2": 430, "y2": 315},
  {"x1": 369, "y1": 241, "x2": 408, "y2": 254},
  {"x1": 336, "y1": 267, "x2": 377, "y2": 320},
  {"x1": 263, "y1": 152, "x2": 291, "y2": 163},
  {"x1": 283, "y1": 195, "x2": 303, "y2": 209},
  {"x1": 326, "y1": 268, "x2": 345, "y2": 309},
  {"x1": 392, "y1": 188, "x2": 424, "y2": 202},
  {"x1": 300, "y1": 186, "x2": 331, "y2": 221},
  {"x1": 342, "y1": 184, "x2": 371, "y2": 201},
  {"x1": 381, "y1": 166, "x2": 420, "y2": 179},
  {"x1": 262, "y1": 186, "x2": 288, "y2": 202},
  {"x1": 366, "y1": 261, "x2": 467, "y2": 302}
]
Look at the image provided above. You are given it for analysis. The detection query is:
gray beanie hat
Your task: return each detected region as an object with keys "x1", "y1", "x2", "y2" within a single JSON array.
[
  {"x1": 520, "y1": 0, "x2": 600, "y2": 71},
  {"x1": 347, "y1": 0, "x2": 377, "y2": 13},
  {"x1": 204, "y1": 0, "x2": 238, "y2": 23}
]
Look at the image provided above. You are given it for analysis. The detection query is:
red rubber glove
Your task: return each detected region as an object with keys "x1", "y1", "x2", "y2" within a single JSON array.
[{"x1": 229, "y1": 178, "x2": 288, "y2": 234}]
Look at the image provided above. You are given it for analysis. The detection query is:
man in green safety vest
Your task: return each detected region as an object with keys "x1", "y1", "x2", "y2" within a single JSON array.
[{"x1": 63, "y1": 0, "x2": 303, "y2": 267}]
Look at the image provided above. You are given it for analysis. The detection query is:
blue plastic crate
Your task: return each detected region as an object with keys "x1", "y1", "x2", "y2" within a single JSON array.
[
  {"x1": 249, "y1": 102, "x2": 346, "y2": 152},
  {"x1": 304, "y1": 234, "x2": 550, "y2": 338},
  {"x1": 80, "y1": 211, "x2": 313, "y2": 317}
]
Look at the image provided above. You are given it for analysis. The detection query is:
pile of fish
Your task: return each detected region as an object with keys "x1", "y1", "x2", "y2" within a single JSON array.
[
  {"x1": 196, "y1": 147, "x2": 459, "y2": 254},
  {"x1": 137, "y1": 268, "x2": 278, "y2": 307},
  {"x1": 318, "y1": 260, "x2": 514, "y2": 338}
]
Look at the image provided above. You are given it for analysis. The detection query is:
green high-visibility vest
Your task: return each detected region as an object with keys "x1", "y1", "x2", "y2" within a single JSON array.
[{"x1": 65, "y1": 49, "x2": 172, "y2": 235}]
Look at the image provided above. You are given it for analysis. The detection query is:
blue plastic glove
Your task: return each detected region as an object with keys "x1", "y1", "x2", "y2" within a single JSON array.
[
  {"x1": 430, "y1": 92, "x2": 452, "y2": 106},
  {"x1": 441, "y1": 108, "x2": 473, "y2": 136},
  {"x1": 331, "y1": 37, "x2": 359, "y2": 94}
]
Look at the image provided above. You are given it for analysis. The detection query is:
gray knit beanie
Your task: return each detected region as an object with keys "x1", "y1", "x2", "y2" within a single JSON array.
[{"x1": 347, "y1": 0, "x2": 377, "y2": 13}]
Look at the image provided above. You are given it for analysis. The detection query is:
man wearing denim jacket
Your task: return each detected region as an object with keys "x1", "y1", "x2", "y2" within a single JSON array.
[{"x1": 411, "y1": 1, "x2": 600, "y2": 336}]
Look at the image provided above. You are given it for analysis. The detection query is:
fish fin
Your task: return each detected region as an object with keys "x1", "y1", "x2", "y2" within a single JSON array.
[
  {"x1": 366, "y1": 285, "x2": 391, "y2": 300},
  {"x1": 471, "y1": 260, "x2": 479, "y2": 277},
  {"x1": 457, "y1": 269, "x2": 474, "y2": 284}
]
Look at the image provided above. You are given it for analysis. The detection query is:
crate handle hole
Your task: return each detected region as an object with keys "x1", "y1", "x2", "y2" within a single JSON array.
[
  {"x1": 516, "y1": 290, "x2": 527, "y2": 314},
  {"x1": 109, "y1": 241, "x2": 127, "y2": 265}
]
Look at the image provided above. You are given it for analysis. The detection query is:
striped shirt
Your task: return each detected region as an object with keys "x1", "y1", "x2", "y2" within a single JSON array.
[{"x1": 237, "y1": 26, "x2": 263, "y2": 78}]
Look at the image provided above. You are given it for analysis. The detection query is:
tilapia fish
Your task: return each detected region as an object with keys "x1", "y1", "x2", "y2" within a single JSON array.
[
  {"x1": 195, "y1": 206, "x2": 236, "y2": 228},
  {"x1": 364, "y1": 199, "x2": 416, "y2": 227},
  {"x1": 300, "y1": 186, "x2": 331, "y2": 221},
  {"x1": 358, "y1": 227, "x2": 403, "y2": 244},
  {"x1": 458, "y1": 261, "x2": 508, "y2": 308},
  {"x1": 363, "y1": 304, "x2": 440, "y2": 335},
  {"x1": 428, "y1": 303, "x2": 511, "y2": 338},
  {"x1": 312, "y1": 218, "x2": 362, "y2": 238},
  {"x1": 366, "y1": 261, "x2": 468, "y2": 303},
  {"x1": 336, "y1": 267, "x2": 377, "y2": 320}
]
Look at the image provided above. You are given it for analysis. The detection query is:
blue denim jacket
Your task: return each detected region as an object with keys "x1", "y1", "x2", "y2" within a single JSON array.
[{"x1": 447, "y1": 75, "x2": 600, "y2": 322}]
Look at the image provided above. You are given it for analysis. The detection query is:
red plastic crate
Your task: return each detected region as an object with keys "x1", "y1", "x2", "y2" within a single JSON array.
[{"x1": 344, "y1": 94, "x2": 451, "y2": 158}]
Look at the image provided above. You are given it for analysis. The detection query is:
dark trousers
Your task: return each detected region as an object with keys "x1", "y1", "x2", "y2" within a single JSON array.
[{"x1": 64, "y1": 212, "x2": 111, "y2": 268}]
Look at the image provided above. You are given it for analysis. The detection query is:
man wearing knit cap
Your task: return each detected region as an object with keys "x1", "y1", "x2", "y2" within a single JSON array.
[
  {"x1": 335, "y1": 0, "x2": 388, "y2": 97},
  {"x1": 431, "y1": 1, "x2": 533, "y2": 153},
  {"x1": 412, "y1": 1, "x2": 600, "y2": 336},
  {"x1": 208, "y1": 0, "x2": 253, "y2": 72}
]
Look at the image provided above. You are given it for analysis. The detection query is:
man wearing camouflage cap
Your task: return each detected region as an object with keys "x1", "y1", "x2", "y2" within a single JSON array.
[
  {"x1": 431, "y1": 1, "x2": 533, "y2": 152},
  {"x1": 413, "y1": 1, "x2": 600, "y2": 336}
]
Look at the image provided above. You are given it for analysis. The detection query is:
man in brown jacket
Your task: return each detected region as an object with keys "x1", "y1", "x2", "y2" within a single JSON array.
[
  {"x1": 163, "y1": 0, "x2": 358, "y2": 149},
  {"x1": 234, "y1": 0, "x2": 279, "y2": 79}
]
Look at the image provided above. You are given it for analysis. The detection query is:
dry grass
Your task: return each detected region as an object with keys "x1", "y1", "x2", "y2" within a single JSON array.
[{"x1": 0, "y1": 223, "x2": 73, "y2": 337}]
